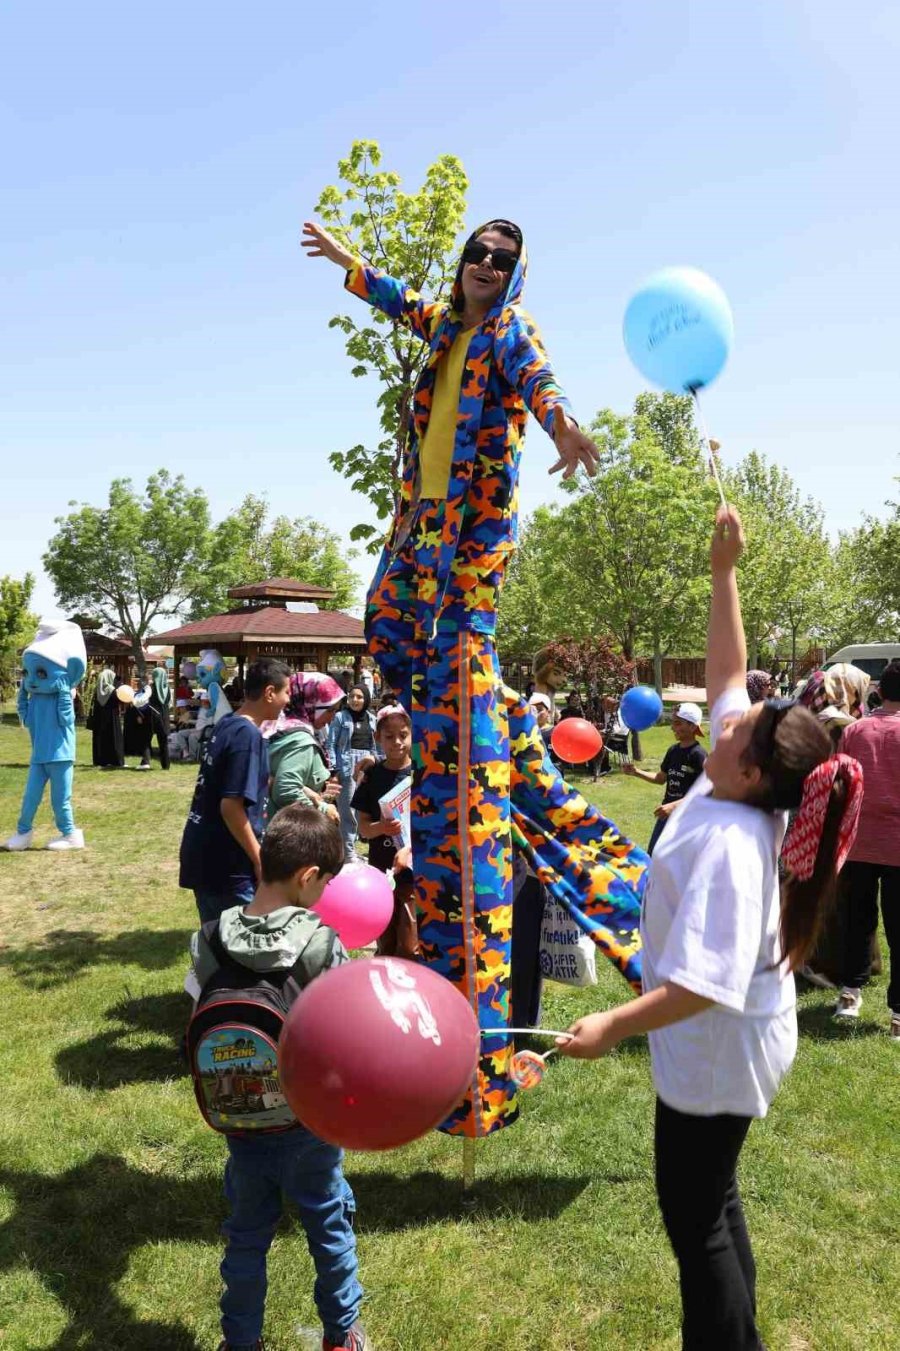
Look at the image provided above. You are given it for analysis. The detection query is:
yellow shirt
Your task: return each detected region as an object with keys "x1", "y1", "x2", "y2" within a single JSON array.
[{"x1": 418, "y1": 327, "x2": 478, "y2": 499}]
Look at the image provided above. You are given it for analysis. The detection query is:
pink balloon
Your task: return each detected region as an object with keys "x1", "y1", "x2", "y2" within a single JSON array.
[
  {"x1": 312, "y1": 863, "x2": 394, "y2": 949},
  {"x1": 279, "y1": 956, "x2": 480, "y2": 1149}
]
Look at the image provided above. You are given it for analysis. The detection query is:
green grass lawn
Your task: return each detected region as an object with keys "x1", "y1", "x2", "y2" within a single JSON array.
[{"x1": 1, "y1": 715, "x2": 897, "y2": 1350}]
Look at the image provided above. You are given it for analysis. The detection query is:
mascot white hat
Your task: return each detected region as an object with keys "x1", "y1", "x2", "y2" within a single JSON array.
[{"x1": 25, "y1": 621, "x2": 87, "y2": 673}]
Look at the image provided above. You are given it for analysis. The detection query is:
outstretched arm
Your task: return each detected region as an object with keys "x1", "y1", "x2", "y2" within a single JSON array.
[
  {"x1": 495, "y1": 315, "x2": 599, "y2": 478},
  {"x1": 301, "y1": 220, "x2": 443, "y2": 345},
  {"x1": 706, "y1": 506, "x2": 747, "y2": 712}
]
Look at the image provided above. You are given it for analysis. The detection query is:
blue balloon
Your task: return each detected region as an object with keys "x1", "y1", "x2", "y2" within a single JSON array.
[
  {"x1": 623, "y1": 267, "x2": 733, "y2": 393},
  {"x1": 620, "y1": 685, "x2": 663, "y2": 732}
]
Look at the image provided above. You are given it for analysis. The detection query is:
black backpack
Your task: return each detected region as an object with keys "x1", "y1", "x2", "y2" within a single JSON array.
[{"x1": 187, "y1": 919, "x2": 337, "y2": 1135}]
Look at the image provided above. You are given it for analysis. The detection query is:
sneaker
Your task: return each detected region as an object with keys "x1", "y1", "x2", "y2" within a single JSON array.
[
  {"x1": 323, "y1": 1324, "x2": 369, "y2": 1351},
  {"x1": 2, "y1": 830, "x2": 34, "y2": 851},
  {"x1": 890, "y1": 1015, "x2": 900, "y2": 1043},
  {"x1": 46, "y1": 829, "x2": 85, "y2": 851},
  {"x1": 833, "y1": 987, "x2": 862, "y2": 1019},
  {"x1": 799, "y1": 964, "x2": 837, "y2": 991},
  {"x1": 216, "y1": 1339, "x2": 265, "y2": 1350}
]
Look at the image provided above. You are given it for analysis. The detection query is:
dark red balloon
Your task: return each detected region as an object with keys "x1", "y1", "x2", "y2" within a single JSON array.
[
  {"x1": 550, "y1": 717, "x2": 603, "y2": 764},
  {"x1": 278, "y1": 957, "x2": 480, "y2": 1150}
]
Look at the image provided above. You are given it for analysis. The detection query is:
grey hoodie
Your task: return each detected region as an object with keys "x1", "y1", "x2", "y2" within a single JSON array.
[{"x1": 190, "y1": 904, "x2": 348, "y2": 991}]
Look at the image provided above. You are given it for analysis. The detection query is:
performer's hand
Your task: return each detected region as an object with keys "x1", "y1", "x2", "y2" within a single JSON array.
[
  {"x1": 557, "y1": 1010, "x2": 620, "y2": 1059},
  {"x1": 301, "y1": 220, "x2": 355, "y2": 270},
  {"x1": 548, "y1": 406, "x2": 600, "y2": 479}
]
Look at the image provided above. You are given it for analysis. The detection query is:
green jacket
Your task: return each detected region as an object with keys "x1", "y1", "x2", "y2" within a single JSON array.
[
  {"x1": 190, "y1": 903, "x2": 347, "y2": 991},
  {"x1": 267, "y1": 725, "x2": 330, "y2": 814}
]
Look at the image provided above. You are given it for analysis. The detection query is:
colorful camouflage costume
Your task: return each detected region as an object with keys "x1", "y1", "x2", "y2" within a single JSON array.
[{"x1": 346, "y1": 226, "x2": 648, "y2": 1136}]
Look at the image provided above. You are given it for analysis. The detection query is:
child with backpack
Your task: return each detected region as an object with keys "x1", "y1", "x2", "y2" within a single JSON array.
[
  {"x1": 560, "y1": 507, "x2": 863, "y2": 1349},
  {"x1": 188, "y1": 804, "x2": 369, "y2": 1351}
]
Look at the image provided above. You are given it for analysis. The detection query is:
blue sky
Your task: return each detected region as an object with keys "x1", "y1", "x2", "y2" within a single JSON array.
[{"x1": 3, "y1": 0, "x2": 898, "y2": 623}]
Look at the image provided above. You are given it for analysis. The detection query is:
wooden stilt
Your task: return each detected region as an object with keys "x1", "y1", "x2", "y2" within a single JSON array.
[{"x1": 462, "y1": 1137, "x2": 476, "y2": 1192}]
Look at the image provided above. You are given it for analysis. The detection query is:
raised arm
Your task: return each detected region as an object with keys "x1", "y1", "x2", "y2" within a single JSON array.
[
  {"x1": 495, "y1": 314, "x2": 599, "y2": 478},
  {"x1": 301, "y1": 220, "x2": 444, "y2": 345},
  {"x1": 706, "y1": 506, "x2": 747, "y2": 712}
]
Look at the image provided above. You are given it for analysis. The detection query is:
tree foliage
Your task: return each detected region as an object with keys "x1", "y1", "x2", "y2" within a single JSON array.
[
  {"x1": 498, "y1": 394, "x2": 718, "y2": 675},
  {"x1": 44, "y1": 472, "x2": 212, "y2": 676},
  {"x1": 540, "y1": 636, "x2": 634, "y2": 724},
  {"x1": 314, "y1": 140, "x2": 469, "y2": 549},
  {"x1": 0, "y1": 573, "x2": 38, "y2": 699},
  {"x1": 193, "y1": 495, "x2": 359, "y2": 617}
]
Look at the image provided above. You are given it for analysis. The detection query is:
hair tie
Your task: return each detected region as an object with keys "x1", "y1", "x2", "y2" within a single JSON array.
[{"x1": 781, "y1": 753, "x2": 864, "y2": 881}]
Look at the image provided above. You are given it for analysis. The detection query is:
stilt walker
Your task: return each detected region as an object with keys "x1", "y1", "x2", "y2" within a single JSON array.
[{"x1": 303, "y1": 218, "x2": 649, "y2": 1140}]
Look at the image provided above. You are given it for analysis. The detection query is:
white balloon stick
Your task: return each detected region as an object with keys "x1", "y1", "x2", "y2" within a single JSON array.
[
  {"x1": 481, "y1": 1027, "x2": 574, "y2": 1040},
  {"x1": 691, "y1": 389, "x2": 728, "y2": 511}
]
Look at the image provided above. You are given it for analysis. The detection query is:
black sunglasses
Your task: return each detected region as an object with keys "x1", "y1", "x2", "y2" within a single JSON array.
[{"x1": 461, "y1": 241, "x2": 518, "y2": 275}]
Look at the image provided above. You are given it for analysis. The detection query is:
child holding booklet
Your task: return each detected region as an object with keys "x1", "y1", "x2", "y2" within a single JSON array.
[
  {"x1": 351, "y1": 704, "x2": 417, "y2": 958},
  {"x1": 560, "y1": 506, "x2": 863, "y2": 1349}
]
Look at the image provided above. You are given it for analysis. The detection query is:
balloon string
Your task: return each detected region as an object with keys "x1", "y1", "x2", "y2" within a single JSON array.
[
  {"x1": 691, "y1": 388, "x2": 728, "y2": 511},
  {"x1": 481, "y1": 1027, "x2": 573, "y2": 1040}
]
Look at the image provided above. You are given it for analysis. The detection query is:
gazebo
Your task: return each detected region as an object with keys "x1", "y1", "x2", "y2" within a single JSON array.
[{"x1": 149, "y1": 577, "x2": 367, "y2": 681}]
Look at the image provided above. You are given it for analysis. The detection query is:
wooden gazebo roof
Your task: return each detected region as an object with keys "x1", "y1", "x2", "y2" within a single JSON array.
[
  {"x1": 151, "y1": 607, "x2": 364, "y2": 648},
  {"x1": 226, "y1": 577, "x2": 336, "y2": 605}
]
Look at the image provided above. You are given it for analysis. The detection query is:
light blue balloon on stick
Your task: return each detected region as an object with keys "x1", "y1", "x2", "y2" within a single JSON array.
[
  {"x1": 620, "y1": 685, "x2": 663, "y2": 732},
  {"x1": 623, "y1": 267, "x2": 734, "y2": 393}
]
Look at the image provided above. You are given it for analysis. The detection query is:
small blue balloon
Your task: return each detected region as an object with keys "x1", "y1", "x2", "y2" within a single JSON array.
[
  {"x1": 620, "y1": 685, "x2": 663, "y2": 732},
  {"x1": 623, "y1": 267, "x2": 734, "y2": 393}
]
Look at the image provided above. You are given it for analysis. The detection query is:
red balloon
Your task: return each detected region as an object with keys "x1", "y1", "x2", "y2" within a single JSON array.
[
  {"x1": 278, "y1": 957, "x2": 480, "y2": 1150},
  {"x1": 550, "y1": 717, "x2": 603, "y2": 764}
]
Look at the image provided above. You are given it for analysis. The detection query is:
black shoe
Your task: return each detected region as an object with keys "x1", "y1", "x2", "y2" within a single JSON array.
[{"x1": 217, "y1": 1339, "x2": 265, "y2": 1350}]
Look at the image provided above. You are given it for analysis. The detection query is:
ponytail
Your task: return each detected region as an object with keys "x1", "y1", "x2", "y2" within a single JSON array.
[{"x1": 779, "y1": 754, "x2": 864, "y2": 971}]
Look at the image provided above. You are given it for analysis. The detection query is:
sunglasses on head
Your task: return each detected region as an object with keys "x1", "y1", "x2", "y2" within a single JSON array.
[{"x1": 461, "y1": 241, "x2": 518, "y2": 275}]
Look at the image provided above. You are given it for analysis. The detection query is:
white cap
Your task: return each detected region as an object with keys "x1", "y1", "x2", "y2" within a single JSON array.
[
  {"x1": 528, "y1": 691, "x2": 552, "y2": 710},
  {"x1": 674, "y1": 701, "x2": 703, "y2": 728}
]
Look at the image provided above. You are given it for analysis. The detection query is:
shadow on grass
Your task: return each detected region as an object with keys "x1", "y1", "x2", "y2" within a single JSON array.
[
  {"x1": 0, "y1": 928, "x2": 189, "y2": 989},
  {"x1": 56, "y1": 991, "x2": 189, "y2": 1089},
  {"x1": 0, "y1": 1155, "x2": 209, "y2": 1348},
  {"x1": 797, "y1": 1002, "x2": 884, "y2": 1041},
  {"x1": 347, "y1": 1168, "x2": 591, "y2": 1230}
]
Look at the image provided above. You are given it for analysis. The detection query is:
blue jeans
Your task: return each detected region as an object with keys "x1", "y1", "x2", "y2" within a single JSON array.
[
  {"x1": 193, "y1": 881, "x2": 255, "y2": 925},
  {"x1": 221, "y1": 1129, "x2": 362, "y2": 1346}
]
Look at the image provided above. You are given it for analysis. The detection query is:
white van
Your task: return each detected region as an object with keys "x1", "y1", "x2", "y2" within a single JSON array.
[{"x1": 823, "y1": 643, "x2": 900, "y2": 682}]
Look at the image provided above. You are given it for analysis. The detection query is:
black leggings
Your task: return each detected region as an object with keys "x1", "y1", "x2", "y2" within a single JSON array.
[{"x1": 655, "y1": 1097, "x2": 763, "y2": 1350}]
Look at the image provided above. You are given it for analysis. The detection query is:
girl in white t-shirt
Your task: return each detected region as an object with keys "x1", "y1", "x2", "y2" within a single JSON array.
[{"x1": 560, "y1": 507, "x2": 863, "y2": 1351}]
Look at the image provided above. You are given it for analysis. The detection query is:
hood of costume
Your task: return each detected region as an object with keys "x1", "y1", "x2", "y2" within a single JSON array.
[{"x1": 345, "y1": 221, "x2": 573, "y2": 632}]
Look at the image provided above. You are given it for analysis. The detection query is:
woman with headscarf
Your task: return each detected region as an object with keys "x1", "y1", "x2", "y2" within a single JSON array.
[
  {"x1": 149, "y1": 666, "x2": 172, "y2": 770},
  {"x1": 330, "y1": 684, "x2": 378, "y2": 864},
  {"x1": 795, "y1": 665, "x2": 877, "y2": 987},
  {"x1": 745, "y1": 669, "x2": 776, "y2": 704},
  {"x1": 304, "y1": 216, "x2": 647, "y2": 1137},
  {"x1": 266, "y1": 673, "x2": 344, "y2": 820},
  {"x1": 87, "y1": 668, "x2": 124, "y2": 768}
]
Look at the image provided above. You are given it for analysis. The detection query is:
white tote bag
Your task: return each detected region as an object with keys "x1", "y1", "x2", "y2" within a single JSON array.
[{"x1": 538, "y1": 896, "x2": 598, "y2": 988}]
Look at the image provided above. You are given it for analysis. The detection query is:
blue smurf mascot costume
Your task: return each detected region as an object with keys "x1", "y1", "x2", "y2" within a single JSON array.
[
  {"x1": 194, "y1": 648, "x2": 231, "y2": 728},
  {"x1": 4, "y1": 620, "x2": 87, "y2": 851}
]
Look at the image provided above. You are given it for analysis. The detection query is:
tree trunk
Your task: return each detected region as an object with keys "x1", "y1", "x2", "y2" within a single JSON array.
[{"x1": 130, "y1": 632, "x2": 146, "y2": 683}]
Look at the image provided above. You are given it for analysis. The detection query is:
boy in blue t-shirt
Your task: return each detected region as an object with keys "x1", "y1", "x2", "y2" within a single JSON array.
[{"x1": 179, "y1": 659, "x2": 290, "y2": 922}]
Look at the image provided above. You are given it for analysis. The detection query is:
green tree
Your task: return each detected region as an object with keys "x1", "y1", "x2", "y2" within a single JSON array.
[
  {"x1": 44, "y1": 472, "x2": 212, "y2": 677},
  {"x1": 314, "y1": 139, "x2": 469, "y2": 549},
  {"x1": 0, "y1": 574, "x2": 38, "y2": 700},
  {"x1": 194, "y1": 495, "x2": 359, "y2": 616},
  {"x1": 499, "y1": 394, "x2": 717, "y2": 680},
  {"x1": 724, "y1": 452, "x2": 832, "y2": 668}
]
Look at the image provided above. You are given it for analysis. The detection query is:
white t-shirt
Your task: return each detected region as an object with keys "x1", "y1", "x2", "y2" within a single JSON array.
[{"x1": 640, "y1": 685, "x2": 797, "y2": 1118}]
